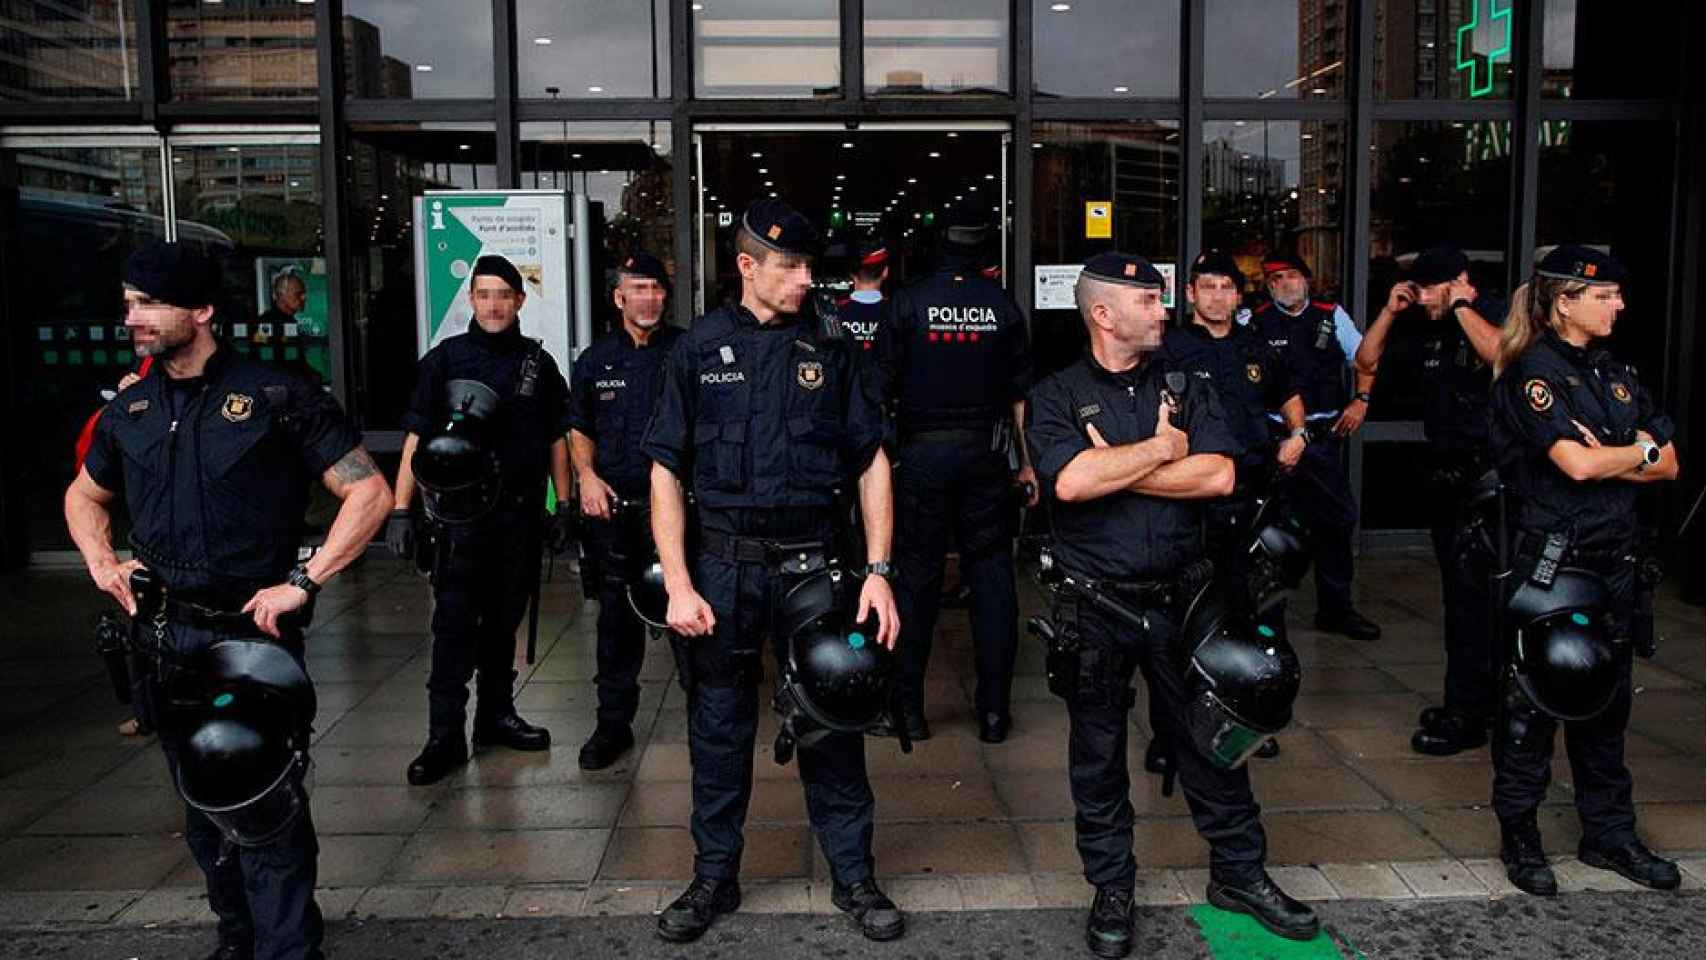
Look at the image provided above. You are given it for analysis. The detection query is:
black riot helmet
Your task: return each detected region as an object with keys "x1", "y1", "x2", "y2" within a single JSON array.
[
  {"x1": 1507, "y1": 567, "x2": 1618, "y2": 720},
  {"x1": 1176, "y1": 582, "x2": 1302, "y2": 769},
  {"x1": 174, "y1": 641, "x2": 316, "y2": 847},
  {"x1": 771, "y1": 570, "x2": 896, "y2": 764},
  {"x1": 627, "y1": 560, "x2": 669, "y2": 630},
  {"x1": 1244, "y1": 495, "x2": 1311, "y2": 612},
  {"x1": 413, "y1": 378, "x2": 503, "y2": 524}
]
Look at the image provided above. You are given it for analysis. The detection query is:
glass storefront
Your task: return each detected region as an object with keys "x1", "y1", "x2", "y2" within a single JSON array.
[
  {"x1": 1032, "y1": 1, "x2": 1179, "y2": 98},
  {"x1": 344, "y1": 0, "x2": 493, "y2": 99},
  {"x1": 693, "y1": 0, "x2": 840, "y2": 99},
  {"x1": 165, "y1": 0, "x2": 317, "y2": 101},
  {"x1": 0, "y1": 1, "x2": 142, "y2": 100},
  {"x1": 516, "y1": 1, "x2": 671, "y2": 100},
  {"x1": 864, "y1": 0, "x2": 1009, "y2": 95}
]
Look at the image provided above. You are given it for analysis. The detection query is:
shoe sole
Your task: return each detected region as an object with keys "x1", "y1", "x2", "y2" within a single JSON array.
[
  {"x1": 1084, "y1": 929, "x2": 1132, "y2": 959},
  {"x1": 1206, "y1": 887, "x2": 1320, "y2": 941},
  {"x1": 1578, "y1": 849, "x2": 1681, "y2": 890},
  {"x1": 1503, "y1": 866, "x2": 1558, "y2": 897},
  {"x1": 855, "y1": 917, "x2": 906, "y2": 941}
]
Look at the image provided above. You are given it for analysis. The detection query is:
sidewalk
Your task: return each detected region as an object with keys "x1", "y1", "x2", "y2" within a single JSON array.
[{"x1": 2, "y1": 551, "x2": 1704, "y2": 930}]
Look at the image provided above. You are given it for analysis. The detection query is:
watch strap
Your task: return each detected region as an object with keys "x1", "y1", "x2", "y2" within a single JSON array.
[{"x1": 287, "y1": 563, "x2": 321, "y2": 596}]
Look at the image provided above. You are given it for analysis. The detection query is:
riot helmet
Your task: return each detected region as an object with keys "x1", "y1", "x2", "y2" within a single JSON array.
[
  {"x1": 1244, "y1": 495, "x2": 1311, "y2": 612},
  {"x1": 414, "y1": 378, "x2": 503, "y2": 524},
  {"x1": 627, "y1": 560, "x2": 670, "y2": 631},
  {"x1": 1176, "y1": 582, "x2": 1302, "y2": 769},
  {"x1": 772, "y1": 570, "x2": 896, "y2": 763},
  {"x1": 174, "y1": 641, "x2": 315, "y2": 846},
  {"x1": 1507, "y1": 567, "x2": 1618, "y2": 720}
]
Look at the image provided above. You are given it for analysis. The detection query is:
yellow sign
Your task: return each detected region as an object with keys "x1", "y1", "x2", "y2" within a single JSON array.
[{"x1": 1085, "y1": 201, "x2": 1113, "y2": 239}]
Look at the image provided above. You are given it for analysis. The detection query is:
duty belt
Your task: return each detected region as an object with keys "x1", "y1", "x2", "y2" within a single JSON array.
[
  {"x1": 163, "y1": 597, "x2": 266, "y2": 632},
  {"x1": 699, "y1": 529, "x2": 831, "y2": 574}
]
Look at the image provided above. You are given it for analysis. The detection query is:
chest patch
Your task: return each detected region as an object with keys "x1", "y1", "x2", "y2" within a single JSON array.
[
  {"x1": 1610, "y1": 382, "x2": 1632, "y2": 404},
  {"x1": 599, "y1": 391, "x2": 617, "y2": 402},
  {"x1": 126, "y1": 398, "x2": 150, "y2": 416},
  {"x1": 221, "y1": 392, "x2": 254, "y2": 423},
  {"x1": 797, "y1": 360, "x2": 825, "y2": 390},
  {"x1": 1524, "y1": 378, "x2": 1554, "y2": 413},
  {"x1": 1076, "y1": 404, "x2": 1101, "y2": 420},
  {"x1": 1245, "y1": 362, "x2": 1263, "y2": 384}
]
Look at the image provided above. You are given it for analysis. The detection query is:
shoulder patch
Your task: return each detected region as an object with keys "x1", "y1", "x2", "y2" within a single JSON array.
[{"x1": 1524, "y1": 378, "x2": 1554, "y2": 413}]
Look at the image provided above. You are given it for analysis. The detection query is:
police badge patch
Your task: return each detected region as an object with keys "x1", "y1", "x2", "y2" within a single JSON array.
[
  {"x1": 1245, "y1": 362, "x2": 1263, "y2": 384},
  {"x1": 222, "y1": 392, "x2": 254, "y2": 423},
  {"x1": 1524, "y1": 378, "x2": 1554, "y2": 413},
  {"x1": 797, "y1": 360, "x2": 824, "y2": 390},
  {"x1": 1610, "y1": 382, "x2": 1632, "y2": 404}
]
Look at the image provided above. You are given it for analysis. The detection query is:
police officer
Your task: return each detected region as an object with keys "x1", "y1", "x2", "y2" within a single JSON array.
[
  {"x1": 1488, "y1": 244, "x2": 1680, "y2": 895},
  {"x1": 877, "y1": 206, "x2": 1034, "y2": 743},
  {"x1": 643, "y1": 198, "x2": 904, "y2": 943},
  {"x1": 391, "y1": 255, "x2": 571, "y2": 785},
  {"x1": 1355, "y1": 244, "x2": 1504, "y2": 755},
  {"x1": 1251, "y1": 253, "x2": 1380, "y2": 641},
  {"x1": 64, "y1": 240, "x2": 392, "y2": 960},
  {"x1": 837, "y1": 234, "x2": 891, "y2": 351},
  {"x1": 567, "y1": 251, "x2": 681, "y2": 770},
  {"x1": 1027, "y1": 252, "x2": 1318, "y2": 957},
  {"x1": 1157, "y1": 250, "x2": 1309, "y2": 766}
]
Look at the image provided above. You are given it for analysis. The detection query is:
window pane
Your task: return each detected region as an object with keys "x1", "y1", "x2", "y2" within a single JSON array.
[
  {"x1": 516, "y1": 1, "x2": 670, "y2": 99},
  {"x1": 0, "y1": 0, "x2": 141, "y2": 100},
  {"x1": 1202, "y1": 120, "x2": 1347, "y2": 298},
  {"x1": 166, "y1": 0, "x2": 317, "y2": 101},
  {"x1": 864, "y1": 0, "x2": 1008, "y2": 96},
  {"x1": 1375, "y1": 0, "x2": 1516, "y2": 100},
  {"x1": 693, "y1": 0, "x2": 839, "y2": 99},
  {"x1": 1031, "y1": 122, "x2": 1181, "y2": 378},
  {"x1": 344, "y1": 0, "x2": 493, "y2": 99},
  {"x1": 6, "y1": 144, "x2": 164, "y2": 551},
  {"x1": 345, "y1": 124, "x2": 497, "y2": 429},
  {"x1": 1536, "y1": 120, "x2": 1674, "y2": 383},
  {"x1": 1205, "y1": 0, "x2": 1346, "y2": 99},
  {"x1": 1543, "y1": 0, "x2": 1676, "y2": 98},
  {"x1": 1033, "y1": 0, "x2": 1178, "y2": 99},
  {"x1": 521, "y1": 121, "x2": 675, "y2": 338},
  {"x1": 172, "y1": 142, "x2": 328, "y2": 384}
]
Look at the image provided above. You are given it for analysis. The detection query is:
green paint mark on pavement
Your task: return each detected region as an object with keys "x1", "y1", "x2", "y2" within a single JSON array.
[{"x1": 1190, "y1": 905, "x2": 1345, "y2": 960}]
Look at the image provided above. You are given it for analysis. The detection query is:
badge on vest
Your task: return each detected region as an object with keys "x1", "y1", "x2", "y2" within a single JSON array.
[
  {"x1": 221, "y1": 392, "x2": 255, "y2": 423},
  {"x1": 1610, "y1": 382, "x2": 1632, "y2": 404},
  {"x1": 1245, "y1": 362, "x2": 1263, "y2": 384},
  {"x1": 1076, "y1": 403, "x2": 1101, "y2": 420},
  {"x1": 126, "y1": 399, "x2": 150, "y2": 416},
  {"x1": 1524, "y1": 378, "x2": 1554, "y2": 413},
  {"x1": 797, "y1": 360, "x2": 825, "y2": 390}
]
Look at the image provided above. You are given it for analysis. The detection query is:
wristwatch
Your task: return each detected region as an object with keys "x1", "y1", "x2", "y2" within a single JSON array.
[
  {"x1": 286, "y1": 563, "x2": 321, "y2": 597},
  {"x1": 1352, "y1": 391, "x2": 1373, "y2": 404},
  {"x1": 1288, "y1": 426, "x2": 1310, "y2": 444},
  {"x1": 1636, "y1": 440, "x2": 1661, "y2": 473},
  {"x1": 1449, "y1": 298, "x2": 1474, "y2": 315},
  {"x1": 862, "y1": 561, "x2": 895, "y2": 579}
]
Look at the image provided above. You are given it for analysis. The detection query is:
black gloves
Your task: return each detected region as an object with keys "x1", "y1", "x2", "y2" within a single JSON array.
[{"x1": 385, "y1": 508, "x2": 416, "y2": 560}]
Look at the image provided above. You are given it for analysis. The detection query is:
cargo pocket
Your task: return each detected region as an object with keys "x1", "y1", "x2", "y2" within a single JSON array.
[{"x1": 694, "y1": 419, "x2": 748, "y2": 492}]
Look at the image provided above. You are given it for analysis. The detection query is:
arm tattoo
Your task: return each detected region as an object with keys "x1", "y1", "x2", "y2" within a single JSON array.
[{"x1": 329, "y1": 446, "x2": 380, "y2": 486}]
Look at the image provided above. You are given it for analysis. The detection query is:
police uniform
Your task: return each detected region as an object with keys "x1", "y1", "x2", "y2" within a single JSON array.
[
  {"x1": 1409, "y1": 245, "x2": 1505, "y2": 752},
  {"x1": 877, "y1": 214, "x2": 1031, "y2": 740},
  {"x1": 1488, "y1": 246, "x2": 1678, "y2": 890},
  {"x1": 83, "y1": 244, "x2": 358, "y2": 960},
  {"x1": 642, "y1": 200, "x2": 892, "y2": 929},
  {"x1": 402, "y1": 261, "x2": 569, "y2": 770},
  {"x1": 1026, "y1": 254, "x2": 1273, "y2": 902},
  {"x1": 567, "y1": 253, "x2": 681, "y2": 758},
  {"x1": 1249, "y1": 256, "x2": 1368, "y2": 635},
  {"x1": 837, "y1": 238, "x2": 891, "y2": 351}
]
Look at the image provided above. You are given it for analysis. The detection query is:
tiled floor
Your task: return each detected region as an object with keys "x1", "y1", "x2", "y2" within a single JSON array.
[{"x1": 2, "y1": 548, "x2": 1705, "y2": 926}]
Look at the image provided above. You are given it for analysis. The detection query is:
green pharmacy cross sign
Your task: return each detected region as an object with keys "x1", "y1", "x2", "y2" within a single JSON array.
[{"x1": 1456, "y1": 0, "x2": 1513, "y2": 98}]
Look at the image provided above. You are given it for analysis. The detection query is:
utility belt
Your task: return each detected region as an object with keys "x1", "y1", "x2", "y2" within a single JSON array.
[
  {"x1": 698, "y1": 529, "x2": 833, "y2": 575},
  {"x1": 1509, "y1": 528, "x2": 1662, "y2": 658}
]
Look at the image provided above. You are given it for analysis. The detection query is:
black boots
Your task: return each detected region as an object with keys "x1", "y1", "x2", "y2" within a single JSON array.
[
  {"x1": 577, "y1": 723, "x2": 635, "y2": 770},
  {"x1": 977, "y1": 712, "x2": 1010, "y2": 744},
  {"x1": 472, "y1": 711, "x2": 551, "y2": 751},
  {"x1": 1579, "y1": 839, "x2": 1682, "y2": 890},
  {"x1": 656, "y1": 877, "x2": 742, "y2": 942},
  {"x1": 1500, "y1": 818, "x2": 1558, "y2": 896},
  {"x1": 406, "y1": 736, "x2": 468, "y2": 786},
  {"x1": 1084, "y1": 884, "x2": 1135, "y2": 958},
  {"x1": 1206, "y1": 873, "x2": 1320, "y2": 941},
  {"x1": 1315, "y1": 608, "x2": 1381, "y2": 642},
  {"x1": 831, "y1": 878, "x2": 906, "y2": 941},
  {"x1": 1411, "y1": 709, "x2": 1488, "y2": 756}
]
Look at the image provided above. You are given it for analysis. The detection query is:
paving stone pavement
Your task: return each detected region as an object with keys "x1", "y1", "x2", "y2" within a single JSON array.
[{"x1": 2, "y1": 549, "x2": 1704, "y2": 931}]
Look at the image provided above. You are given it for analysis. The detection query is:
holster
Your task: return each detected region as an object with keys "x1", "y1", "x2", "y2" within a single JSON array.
[{"x1": 1633, "y1": 552, "x2": 1663, "y2": 659}]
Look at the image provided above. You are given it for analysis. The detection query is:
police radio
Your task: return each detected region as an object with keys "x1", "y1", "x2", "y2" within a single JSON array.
[{"x1": 1312, "y1": 309, "x2": 1336, "y2": 351}]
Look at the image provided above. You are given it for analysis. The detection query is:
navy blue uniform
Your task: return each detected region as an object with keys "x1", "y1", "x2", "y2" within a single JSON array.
[
  {"x1": 1249, "y1": 300, "x2": 1360, "y2": 620},
  {"x1": 85, "y1": 345, "x2": 358, "y2": 960},
  {"x1": 837, "y1": 294, "x2": 888, "y2": 351},
  {"x1": 877, "y1": 264, "x2": 1032, "y2": 726},
  {"x1": 567, "y1": 325, "x2": 682, "y2": 729},
  {"x1": 1489, "y1": 331, "x2": 1673, "y2": 848},
  {"x1": 642, "y1": 303, "x2": 886, "y2": 888},
  {"x1": 403, "y1": 321, "x2": 572, "y2": 740},
  {"x1": 1027, "y1": 353, "x2": 1270, "y2": 890}
]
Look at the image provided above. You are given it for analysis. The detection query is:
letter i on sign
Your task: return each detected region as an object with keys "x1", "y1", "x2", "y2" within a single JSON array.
[{"x1": 430, "y1": 200, "x2": 446, "y2": 231}]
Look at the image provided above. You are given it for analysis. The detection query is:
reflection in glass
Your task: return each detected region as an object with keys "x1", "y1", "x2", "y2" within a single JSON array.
[
  {"x1": 346, "y1": 124, "x2": 497, "y2": 428},
  {"x1": 1375, "y1": 0, "x2": 1514, "y2": 100},
  {"x1": 344, "y1": 0, "x2": 493, "y2": 98},
  {"x1": 5, "y1": 145, "x2": 164, "y2": 549},
  {"x1": 1542, "y1": 0, "x2": 1676, "y2": 98},
  {"x1": 166, "y1": 0, "x2": 317, "y2": 100},
  {"x1": 1205, "y1": 0, "x2": 1345, "y2": 99},
  {"x1": 0, "y1": 0, "x2": 141, "y2": 100},
  {"x1": 1033, "y1": 0, "x2": 1178, "y2": 98},
  {"x1": 521, "y1": 121, "x2": 675, "y2": 338},
  {"x1": 1537, "y1": 120, "x2": 1674, "y2": 379},
  {"x1": 1202, "y1": 120, "x2": 1345, "y2": 298},
  {"x1": 1032, "y1": 122, "x2": 1181, "y2": 377},
  {"x1": 864, "y1": 0, "x2": 1008, "y2": 95},
  {"x1": 693, "y1": 0, "x2": 839, "y2": 99},
  {"x1": 517, "y1": 1, "x2": 669, "y2": 99}
]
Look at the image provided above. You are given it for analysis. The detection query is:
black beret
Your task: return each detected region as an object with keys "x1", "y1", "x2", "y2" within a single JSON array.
[
  {"x1": 1082, "y1": 251, "x2": 1164, "y2": 289},
  {"x1": 1189, "y1": 250, "x2": 1243, "y2": 286},
  {"x1": 1409, "y1": 243, "x2": 1470, "y2": 286},
  {"x1": 1260, "y1": 251, "x2": 1313, "y2": 279},
  {"x1": 1537, "y1": 244, "x2": 1626, "y2": 286},
  {"x1": 741, "y1": 197, "x2": 819, "y2": 257},
  {"x1": 471, "y1": 254, "x2": 525, "y2": 294},
  {"x1": 617, "y1": 250, "x2": 669, "y2": 284},
  {"x1": 125, "y1": 240, "x2": 216, "y2": 309}
]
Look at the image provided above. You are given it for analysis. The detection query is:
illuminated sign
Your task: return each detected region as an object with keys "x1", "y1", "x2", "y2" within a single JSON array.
[{"x1": 1455, "y1": 0, "x2": 1512, "y2": 99}]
